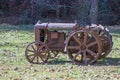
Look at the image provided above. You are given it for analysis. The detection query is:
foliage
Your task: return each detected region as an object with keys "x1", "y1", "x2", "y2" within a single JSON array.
[
  {"x1": 75, "y1": 0, "x2": 91, "y2": 25},
  {"x1": 20, "y1": 9, "x2": 32, "y2": 24},
  {"x1": 108, "y1": 0, "x2": 120, "y2": 25},
  {"x1": 0, "y1": 0, "x2": 120, "y2": 25},
  {"x1": 98, "y1": 0, "x2": 120, "y2": 25},
  {"x1": 0, "y1": 10, "x2": 4, "y2": 16}
]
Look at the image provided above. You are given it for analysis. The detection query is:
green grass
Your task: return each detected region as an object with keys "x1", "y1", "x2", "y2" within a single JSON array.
[{"x1": 0, "y1": 24, "x2": 120, "y2": 80}]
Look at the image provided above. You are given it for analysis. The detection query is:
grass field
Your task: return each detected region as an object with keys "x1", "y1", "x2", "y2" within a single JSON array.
[{"x1": 0, "y1": 24, "x2": 120, "y2": 80}]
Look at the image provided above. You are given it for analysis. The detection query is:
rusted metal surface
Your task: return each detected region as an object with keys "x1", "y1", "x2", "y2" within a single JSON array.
[
  {"x1": 46, "y1": 32, "x2": 65, "y2": 52},
  {"x1": 66, "y1": 29, "x2": 103, "y2": 65},
  {"x1": 25, "y1": 42, "x2": 50, "y2": 64},
  {"x1": 35, "y1": 21, "x2": 77, "y2": 30},
  {"x1": 25, "y1": 22, "x2": 113, "y2": 65},
  {"x1": 89, "y1": 25, "x2": 113, "y2": 59}
]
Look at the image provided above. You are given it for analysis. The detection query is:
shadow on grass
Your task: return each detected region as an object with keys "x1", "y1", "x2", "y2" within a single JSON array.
[
  {"x1": 112, "y1": 34, "x2": 120, "y2": 38},
  {"x1": 48, "y1": 59, "x2": 72, "y2": 65},
  {"x1": 95, "y1": 57, "x2": 120, "y2": 66},
  {"x1": 111, "y1": 31, "x2": 120, "y2": 38},
  {"x1": 47, "y1": 57, "x2": 120, "y2": 66}
]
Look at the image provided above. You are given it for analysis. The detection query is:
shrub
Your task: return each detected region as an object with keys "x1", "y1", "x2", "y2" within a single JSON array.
[{"x1": 0, "y1": 10, "x2": 4, "y2": 16}]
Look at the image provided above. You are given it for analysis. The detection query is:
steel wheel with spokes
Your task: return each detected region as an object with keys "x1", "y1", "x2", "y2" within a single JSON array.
[
  {"x1": 25, "y1": 42, "x2": 50, "y2": 64},
  {"x1": 95, "y1": 28, "x2": 113, "y2": 59},
  {"x1": 66, "y1": 29, "x2": 103, "y2": 65}
]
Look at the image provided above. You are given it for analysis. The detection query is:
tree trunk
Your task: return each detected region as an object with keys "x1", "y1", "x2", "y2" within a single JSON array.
[{"x1": 90, "y1": 0, "x2": 99, "y2": 24}]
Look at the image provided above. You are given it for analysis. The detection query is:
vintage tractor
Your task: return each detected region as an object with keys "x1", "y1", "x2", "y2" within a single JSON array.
[{"x1": 25, "y1": 21, "x2": 113, "y2": 65}]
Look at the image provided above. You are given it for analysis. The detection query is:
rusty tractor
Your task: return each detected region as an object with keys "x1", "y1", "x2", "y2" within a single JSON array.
[{"x1": 25, "y1": 21, "x2": 113, "y2": 65}]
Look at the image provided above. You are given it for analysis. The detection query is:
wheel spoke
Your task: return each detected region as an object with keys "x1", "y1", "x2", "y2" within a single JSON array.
[
  {"x1": 87, "y1": 41, "x2": 97, "y2": 47},
  {"x1": 86, "y1": 49, "x2": 97, "y2": 58},
  {"x1": 73, "y1": 51, "x2": 81, "y2": 61},
  {"x1": 83, "y1": 51, "x2": 87, "y2": 64},
  {"x1": 81, "y1": 54, "x2": 83, "y2": 61},
  {"x1": 38, "y1": 55, "x2": 44, "y2": 61},
  {"x1": 50, "y1": 51, "x2": 58, "y2": 58},
  {"x1": 53, "y1": 51, "x2": 58, "y2": 56},
  {"x1": 27, "y1": 54, "x2": 35, "y2": 57},
  {"x1": 39, "y1": 54, "x2": 46, "y2": 62},
  {"x1": 72, "y1": 35, "x2": 81, "y2": 46},
  {"x1": 67, "y1": 46, "x2": 80, "y2": 49},
  {"x1": 87, "y1": 36, "x2": 93, "y2": 43},
  {"x1": 31, "y1": 45, "x2": 36, "y2": 51},
  {"x1": 28, "y1": 49, "x2": 34, "y2": 53},
  {"x1": 83, "y1": 33, "x2": 88, "y2": 45},
  {"x1": 44, "y1": 50, "x2": 48, "y2": 57},
  {"x1": 73, "y1": 53, "x2": 79, "y2": 61},
  {"x1": 31, "y1": 55, "x2": 36, "y2": 62},
  {"x1": 36, "y1": 56, "x2": 39, "y2": 63}
]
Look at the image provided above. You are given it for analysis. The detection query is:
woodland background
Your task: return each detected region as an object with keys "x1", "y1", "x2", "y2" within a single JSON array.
[{"x1": 0, "y1": 0, "x2": 120, "y2": 25}]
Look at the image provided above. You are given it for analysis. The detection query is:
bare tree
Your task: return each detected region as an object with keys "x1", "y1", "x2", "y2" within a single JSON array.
[{"x1": 90, "y1": 0, "x2": 99, "y2": 24}]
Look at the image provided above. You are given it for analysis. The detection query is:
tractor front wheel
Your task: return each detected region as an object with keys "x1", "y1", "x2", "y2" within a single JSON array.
[{"x1": 25, "y1": 42, "x2": 50, "y2": 64}]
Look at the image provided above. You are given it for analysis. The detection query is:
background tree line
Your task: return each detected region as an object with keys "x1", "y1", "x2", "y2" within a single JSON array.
[{"x1": 0, "y1": 0, "x2": 120, "y2": 25}]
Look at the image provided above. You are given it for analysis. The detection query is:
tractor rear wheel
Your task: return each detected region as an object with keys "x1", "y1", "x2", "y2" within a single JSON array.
[{"x1": 66, "y1": 29, "x2": 103, "y2": 65}]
